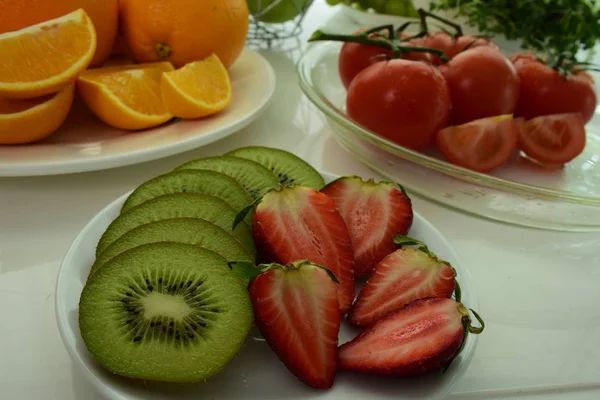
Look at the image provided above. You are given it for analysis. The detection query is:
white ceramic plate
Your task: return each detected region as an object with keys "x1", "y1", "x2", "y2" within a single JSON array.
[
  {"x1": 55, "y1": 171, "x2": 480, "y2": 400},
  {"x1": 0, "y1": 49, "x2": 275, "y2": 177}
]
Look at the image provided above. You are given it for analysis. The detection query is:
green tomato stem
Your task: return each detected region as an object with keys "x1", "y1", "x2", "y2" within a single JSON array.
[
  {"x1": 308, "y1": 30, "x2": 448, "y2": 62},
  {"x1": 418, "y1": 8, "x2": 463, "y2": 37}
]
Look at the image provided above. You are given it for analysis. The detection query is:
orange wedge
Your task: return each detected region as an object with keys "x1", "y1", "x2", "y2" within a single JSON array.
[
  {"x1": 77, "y1": 62, "x2": 175, "y2": 131},
  {"x1": 161, "y1": 54, "x2": 232, "y2": 119},
  {"x1": 0, "y1": 84, "x2": 75, "y2": 144},
  {"x1": 0, "y1": 9, "x2": 96, "y2": 99}
]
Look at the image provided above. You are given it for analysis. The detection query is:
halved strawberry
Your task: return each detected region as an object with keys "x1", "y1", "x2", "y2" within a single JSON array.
[
  {"x1": 250, "y1": 185, "x2": 355, "y2": 313},
  {"x1": 321, "y1": 176, "x2": 413, "y2": 278},
  {"x1": 234, "y1": 260, "x2": 341, "y2": 389},
  {"x1": 349, "y1": 235, "x2": 457, "y2": 327},
  {"x1": 339, "y1": 297, "x2": 484, "y2": 376}
]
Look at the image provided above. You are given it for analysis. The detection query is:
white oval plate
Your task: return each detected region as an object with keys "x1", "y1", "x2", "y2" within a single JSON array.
[
  {"x1": 55, "y1": 171, "x2": 480, "y2": 400},
  {"x1": 0, "y1": 49, "x2": 275, "y2": 177}
]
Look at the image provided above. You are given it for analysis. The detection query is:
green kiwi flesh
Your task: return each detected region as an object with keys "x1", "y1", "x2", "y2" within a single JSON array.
[
  {"x1": 96, "y1": 193, "x2": 255, "y2": 257},
  {"x1": 175, "y1": 156, "x2": 280, "y2": 199},
  {"x1": 121, "y1": 170, "x2": 252, "y2": 222},
  {"x1": 226, "y1": 146, "x2": 325, "y2": 190},
  {"x1": 79, "y1": 242, "x2": 253, "y2": 383},
  {"x1": 90, "y1": 218, "x2": 254, "y2": 279}
]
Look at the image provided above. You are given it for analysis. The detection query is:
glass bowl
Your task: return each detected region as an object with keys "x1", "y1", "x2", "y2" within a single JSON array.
[{"x1": 297, "y1": 41, "x2": 600, "y2": 232}]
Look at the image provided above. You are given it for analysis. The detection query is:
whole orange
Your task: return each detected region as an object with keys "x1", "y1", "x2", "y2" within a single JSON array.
[
  {"x1": 120, "y1": 0, "x2": 249, "y2": 69},
  {"x1": 0, "y1": 0, "x2": 118, "y2": 67}
]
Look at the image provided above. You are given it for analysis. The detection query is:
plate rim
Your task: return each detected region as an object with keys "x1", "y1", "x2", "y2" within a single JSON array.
[
  {"x1": 0, "y1": 49, "x2": 276, "y2": 177},
  {"x1": 55, "y1": 171, "x2": 480, "y2": 400}
]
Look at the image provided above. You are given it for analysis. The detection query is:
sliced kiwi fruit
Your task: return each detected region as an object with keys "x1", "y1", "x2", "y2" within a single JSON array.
[
  {"x1": 79, "y1": 242, "x2": 253, "y2": 383},
  {"x1": 121, "y1": 170, "x2": 252, "y2": 219},
  {"x1": 226, "y1": 146, "x2": 325, "y2": 190},
  {"x1": 96, "y1": 193, "x2": 255, "y2": 257},
  {"x1": 90, "y1": 218, "x2": 254, "y2": 279},
  {"x1": 175, "y1": 156, "x2": 280, "y2": 199}
]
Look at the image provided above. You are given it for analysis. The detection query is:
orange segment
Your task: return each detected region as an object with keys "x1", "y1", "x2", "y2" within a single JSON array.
[
  {"x1": 161, "y1": 54, "x2": 232, "y2": 119},
  {"x1": 0, "y1": 9, "x2": 96, "y2": 99},
  {"x1": 0, "y1": 84, "x2": 75, "y2": 144},
  {"x1": 77, "y1": 62, "x2": 175, "y2": 131}
]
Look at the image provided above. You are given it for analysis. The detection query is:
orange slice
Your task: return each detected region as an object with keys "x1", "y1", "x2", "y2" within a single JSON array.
[
  {"x1": 0, "y1": 9, "x2": 96, "y2": 99},
  {"x1": 0, "y1": 84, "x2": 75, "y2": 144},
  {"x1": 161, "y1": 54, "x2": 232, "y2": 119},
  {"x1": 77, "y1": 62, "x2": 175, "y2": 131}
]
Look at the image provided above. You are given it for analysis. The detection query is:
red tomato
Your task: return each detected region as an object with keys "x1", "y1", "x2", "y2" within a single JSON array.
[
  {"x1": 439, "y1": 46, "x2": 520, "y2": 125},
  {"x1": 513, "y1": 57, "x2": 597, "y2": 124},
  {"x1": 436, "y1": 115, "x2": 519, "y2": 172},
  {"x1": 445, "y1": 35, "x2": 499, "y2": 58},
  {"x1": 517, "y1": 113, "x2": 586, "y2": 164},
  {"x1": 408, "y1": 32, "x2": 453, "y2": 65},
  {"x1": 339, "y1": 29, "x2": 434, "y2": 89},
  {"x1": 338, "y1": 29, "x2": 393, "y2": 89},
  {"x1": 346, "y1": 59, "x2": 451, "y2": 151},
  {"x1": 398, "y1": 32, "x2": 434, "y2": 64}
]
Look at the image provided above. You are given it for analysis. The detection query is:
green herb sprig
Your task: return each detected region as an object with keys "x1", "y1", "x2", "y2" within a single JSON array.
[{"x1": 431, "y1": 0, "x2": 600, "y2": 68}]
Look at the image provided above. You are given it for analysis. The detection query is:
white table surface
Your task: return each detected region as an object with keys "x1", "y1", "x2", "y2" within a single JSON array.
[{"x1": 1, "y1": 1, "x2": 600, "y2": 399}]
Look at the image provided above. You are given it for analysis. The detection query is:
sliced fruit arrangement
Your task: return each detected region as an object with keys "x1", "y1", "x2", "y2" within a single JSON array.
[
  {"x1": 161, "y1": 54, "x2": 232, "y2": 119},
  {"x1": 79, "y1": 242, "x2": 254, "y2": 383},
  {"x1": 79, "y1": 145, "x2": 484, "y2": 389},
  {"x1": 225, "y1": 146, "x2": 326, "y2": 190},
  {"x1": 245, "y1": 184, "x2": 356, "y2": 314},
  {"x1": 1, "y1": 0, "x2": 247, "y2": 144},
  {"x1": 0, "y1": 9, "x2": 96, "y2": 99},
  {"x1": 0, "y1": 84, "x2": 75, "y2": 145},
  {"x1": 321, "y1": 176, "x2": 413, "y2": 277},
  {"x1": 340, "y1": 297, "x2": 484, "y2": 376},
  {"x1": 234, "y1": 260, "x2": 341, "y2": 389},
  {"x1": 309, "y1": 8, "x2": 597, "y2": 172},
  {"x1": 349, "y1": 235, "x2": 458, "y2": 327}
]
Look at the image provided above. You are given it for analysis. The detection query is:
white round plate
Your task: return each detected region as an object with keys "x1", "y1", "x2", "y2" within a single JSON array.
[
  {"x1": 55, "y1": 171, "x2": 480, "y2": 400},
  {"x1": 0, "y1": 49, "x2": 275, "y2": 177}
]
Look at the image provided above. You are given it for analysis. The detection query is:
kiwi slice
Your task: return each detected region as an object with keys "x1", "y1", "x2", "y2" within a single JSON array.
[
  {"x1": 226, "y1": 146, "x2": 325, "y2": 190},
  {"x1": 90, "y1": 218, "x2": 254, "y2": 279},
  {"x1": 175, "y1": 156, "x2": 279, "y2": 199},
  {"x1": 96, "y1": 193, "x2": 255, "y2": 257},
  {"x1": 121, "y1": 170, "x2": 252, "y2": 216},
  {"x1": 79, "y1": 242, "x2": 253, "y2": 383}
]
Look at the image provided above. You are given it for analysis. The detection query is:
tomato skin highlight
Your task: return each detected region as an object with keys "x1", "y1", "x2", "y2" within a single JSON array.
[
  {"x1": 436, "y1": 115, "x2": 519, "y2": 173},
  {"x1": 439, "y1": 46, "x2": 520, "y2": 125},
  {"x1": 518, "y1": 113, "x2": 586, "y2": 165},
  {"x1": 346, "y1": 59, "x2": 451, "y2": 151},
  {"x1": 513, "y1": 57, "x2": 597, "y2": 124}
]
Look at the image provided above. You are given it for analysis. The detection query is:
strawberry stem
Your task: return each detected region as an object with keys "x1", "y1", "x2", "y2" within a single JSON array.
[
  {"x1": 454, "y1": 281, "x2": 462, "y2": 303},
  {"x1": 467, "y1": 309, "x2": 485, "y2": 334}
]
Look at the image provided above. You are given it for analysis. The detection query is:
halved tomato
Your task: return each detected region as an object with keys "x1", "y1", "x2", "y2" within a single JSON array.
[
  {"x1": 436, "y1": 115, "x2": 519, "y2": 172},
  {"x1": 517, "y1": 113, "x2": 586, "y2": 165}
]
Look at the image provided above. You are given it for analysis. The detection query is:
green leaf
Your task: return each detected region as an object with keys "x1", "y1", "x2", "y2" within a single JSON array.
[
  {"x1": 232, "y1": 197, "x2": 261, "y2": 231},
  {"x1": 229, "y1": 261, "x2": 265, "y2": 279},
  {"x1": 393, "y1": 235, "x2": 426, "y2": 248}
]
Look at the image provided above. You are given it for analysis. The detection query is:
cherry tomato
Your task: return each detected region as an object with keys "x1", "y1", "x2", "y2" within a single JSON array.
[
  {"x1": 517, "y1": 113, "x2": 586, "y2": 164},
  {"x1": 439, "y1": 46, "x2": 520, "y2": 125},
  {"x1": 445, "y1": 35, "x2": 499, "y2": 58},
  {"x1": 346, "y1": 59, "x2": 451, "y2": 151},
  {"x1": 408, "y1": 32, "x2": 452, "y2": 65},
  {"x1": 436, "y1": 115, "x2": 519, "y2": 172},
  {"x1": 398, "y1": 32, "x2": 434, "y2": 64},
  {"x1": 512, "y1": 57, "x2": 597, "y2": 124}
]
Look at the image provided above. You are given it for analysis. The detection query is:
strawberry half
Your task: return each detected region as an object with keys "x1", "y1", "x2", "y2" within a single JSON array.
[
  {"x1": 339, "y1": 297, "x2": 484, "y2": 377},
  {"x1": 249, "y1": 185, "x2": 355, "y2": 313},
  {"x1": 234, "y1": 260, "x2": 341, "y2": 389},
  {"x1": 349, "y1": 235, "x2": 457, "y2": 327},
  {"x1": 321, "y1": 176, "x2": 413, "y2": 278}
]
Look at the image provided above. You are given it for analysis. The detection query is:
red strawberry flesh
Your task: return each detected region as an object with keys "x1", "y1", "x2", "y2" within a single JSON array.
[
  {"x1": 349, "y1": 247, "x2": 456, "y2": 327},
  {"x1": 321, "y1": 177, "x2": 413, "y2": 278},
  {"x1": 253, "y1": 185, "x2": 355, "y2": 313},
  {"x1": 250, "y1": 261, "x2": 341, "y2": 389},
  {"x1": 339, "y1": 297, "x2": 468, "y2": 377}
]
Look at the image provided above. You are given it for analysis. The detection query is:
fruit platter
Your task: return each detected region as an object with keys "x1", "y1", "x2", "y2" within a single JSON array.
[
  {"x1": 297, "y1": 7, "x2": 600, "y2": 230},
  {"x1": 56, "y1": 145, "x2": 482, "y2": 399},
  {"x1": 0, "y1": 3, "x2": 275, "y2": 176}
]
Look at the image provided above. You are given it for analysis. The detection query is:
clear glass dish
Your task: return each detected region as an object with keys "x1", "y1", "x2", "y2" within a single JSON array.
[{"x1": 297, "y1": 41, "x2": 600, "y2": 232}]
